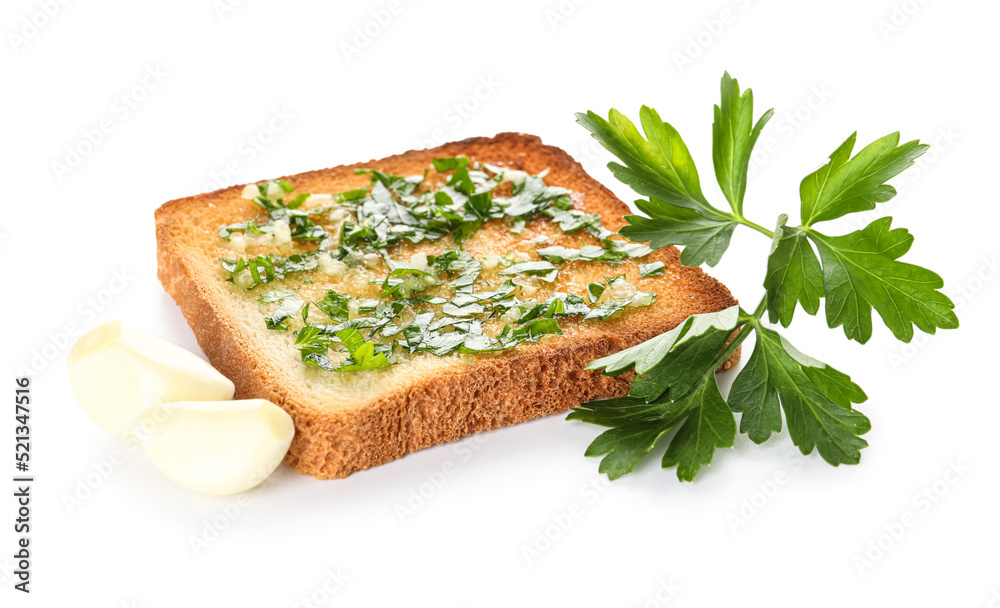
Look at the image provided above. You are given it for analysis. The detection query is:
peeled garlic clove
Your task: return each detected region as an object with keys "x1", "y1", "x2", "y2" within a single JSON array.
[
  {"x1": 68, "y1": 321, "x2": 235, "y2": 438},
  {"x1": 133, "y1": 399, "x2": 294, "y2": 496}
]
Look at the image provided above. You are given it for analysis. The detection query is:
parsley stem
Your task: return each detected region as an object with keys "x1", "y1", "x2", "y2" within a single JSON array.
[
  {"x1": 713, "y1": 295, "x2": 767, "y2": 370},
  {"x1": 734, "y1": 216, "x2": 774, "y2": 239},
  {"x1": 673, "y1": 295, "x2": 767, "y2": 403},
  {"x1": 714, "y1": 295, "x2": 766, "y2": 368},
  {"x1": 748, "y1": 294, "x2": 768, "y2": 320}
]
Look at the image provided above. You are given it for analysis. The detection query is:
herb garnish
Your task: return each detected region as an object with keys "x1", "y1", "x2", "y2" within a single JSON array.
[
  {"x1": 570, "y1": 72, "x2": 959, "y2": 481},
  {"x1": 222, "y1": 160, "x2": 658, "y2": 373}
]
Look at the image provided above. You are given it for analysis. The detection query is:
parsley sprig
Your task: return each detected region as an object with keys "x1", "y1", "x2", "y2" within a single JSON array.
[{"x1": 571, "y1": 72, "x2": 959, "y2": 481}]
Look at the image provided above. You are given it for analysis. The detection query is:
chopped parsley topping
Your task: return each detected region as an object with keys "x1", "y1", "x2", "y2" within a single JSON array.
[
  {"x1": 219, "y1": 160, "x2": 659, "y2": 372},
  {"x1": 638, "y1": 261, "x2": 666, "y2": 277}
]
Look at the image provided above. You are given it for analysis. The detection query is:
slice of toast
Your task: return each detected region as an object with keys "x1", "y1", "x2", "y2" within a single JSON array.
[{"x1": 155, "y1": 133, "x2": 739, "y2": 480}]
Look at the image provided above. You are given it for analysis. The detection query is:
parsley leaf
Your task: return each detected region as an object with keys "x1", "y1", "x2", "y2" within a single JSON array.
[
  {"x1": 447, "y1": 166, "x2": 475, "y2": 195},
  {"x1": 568, "y1": 373, "x2": 735, "y2": 482},
  {"x1": 333, "y1": 188, "x2": 368, "y2": 203},
  {"x1": 499, "y1": 261, "x2": 559, "y2": 282},
  {"x1": 381, "y1": 268, "x2": 440, "y2": 300},
  {"x1": 502, "y1": 318, "x2": 563, "y2": 343},
  {"x1": 335, "y1": 328, "x2": 392, "y2": 372},
  {"x1": 295, "y1": 325, "x2": 335, "y2": 371},
  {"x1": 587, "y1": 306, "x2": 741, "y2": 402},
  {"x1": 222, "y1": 252, "x2": 320, "y2": 289},
  {"x1": 502, "y1": 176, "x2": 571, "y2": 217},
  {"x1": 432, "y1": 156, "x2": 470, "y2": 172},
  {"x1": 576, "y1": 106, "x2": 709, "y2": 211},
  {"x1": 729, "y1": 325, "x2": 870, "y2": 464},
  {"x1": 712, "y1": 72, "x2": 774, "y2": 215},
  {"x1": 466, "y1": 191, "x2": 494, "y2": 219},
  {"x1": 638, "y1": 262, "x2": 665, "y2": 277},
  {"x1": 258, "y1": 289, "x2": 295, "y2": 303},
  {"x1": 536, "y1": 240, "x2": 651, "y2": 264},
  {"x1": 313, "y1": 289, "x2": 350, "y2": 322},
  {"x1": 535, "y1": 245, "x2": 606, "y2": 264},
  {"x1": 577, "y1": 105, "x2": 751, "y2": 267},
  {"x1": 807, "y1": 218, "x2": 959, "y2": 343},
  {"x1": 260, "y1": 291, "x2": 304, "y2": 330},
  {"x1": 218, "y1": 217, "x2": 267, "y2": 240},
  {"x1": 620, "y1": 198, "x2": 737, "y2": 267},
  {"x1": 567, "y1": 393, "x2": 690, "y2": 480},
  {"x1": 660, "y1": 374, "x2": 736, "y2": 481},
  {"x1": 763, "y1": 214, "x2": 823, "y2": 327},
  {"x1": 586, "y1": 282, "x2": 605, "y2": 303},
  {"x1": 583, "y1": 276, "x2": 656, "y2": 320},
  {"x1": 800, "y1": 132, "x2": 928, "y2": 226}
]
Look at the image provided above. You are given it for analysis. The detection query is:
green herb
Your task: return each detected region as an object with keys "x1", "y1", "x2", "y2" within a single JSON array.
[
  {"x1": 577, "y1": 275, "x2": 656, "y2": 320},
  {"x1": 638, "y1": 262, "x2": 665, "y2": 277},
  {"x1": 222, "y1": 158, "x2": 677, "y2": 373},
  {"x1": 251, "y1": 180, "x2": 298, "y2": 211},
  {"x1": 222, "y1": 252, "x2": 320, "y2": 288},
  {"x1": 499, "y1": 261, "x2": 559, "y2": 282},
  {"x1": 570, "y1": 72, "x2": 958, "y2": 481},
  {"x1": 432, "y1": 156, "x2": 471, "y2": 172},
  {"x1": 536, "y1": 240, "x2": 651, "y2": 264},
  {"x1": 586, "y1": 282, "x2": 606, "y2": 303},
  {"x1": 502, "y1": 317, "x2": 563, "y2": 342},
  {"x1": 334, "y1": 188, "x2": 368, "y2": 203},
  {"x1": 295, "y1": 325, "x2": 335, "y2": 370},
  {"x1": 313, "y1": 289, "x2": 350, "y2": 322},
  {"x1": 334, "y1": 328, "x2": 393, "y2": 372},
  {"x1": 503, "y1": 176, "x2": 573, "y2": 218},
  {"x1": 259, "y1": 291, "x2": 304, "y2": 330},
  {"x1": 447, "y1": 166, "x2": 476, "y2": 195},
  {"x1": 218, "y1": 217, "x2": 268, "y2": 240}
]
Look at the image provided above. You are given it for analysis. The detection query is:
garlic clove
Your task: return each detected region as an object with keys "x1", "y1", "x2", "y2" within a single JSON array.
[
  {"x1": 133, "y1": 399, "x2": 294, "y2": 496},
  {"x1": 68, "y1": 321, "x2": 235, "y2": 438}
]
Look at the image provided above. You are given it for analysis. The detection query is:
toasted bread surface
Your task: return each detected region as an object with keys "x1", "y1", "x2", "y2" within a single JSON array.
[{"x1": 155, "y1": 133, "x2": 739, "y2": 479}]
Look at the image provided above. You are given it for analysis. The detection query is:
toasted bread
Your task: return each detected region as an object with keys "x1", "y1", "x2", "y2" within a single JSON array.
[{"x1": 155, "y1": 133, "x2": 739, "y2": 480}]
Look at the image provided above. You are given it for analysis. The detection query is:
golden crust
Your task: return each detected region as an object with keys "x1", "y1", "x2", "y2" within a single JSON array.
[{"x1": 155, "y1": 133, "x2": 739, "y2": 479}]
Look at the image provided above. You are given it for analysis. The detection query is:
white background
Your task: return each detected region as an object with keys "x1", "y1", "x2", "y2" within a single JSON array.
[{"x1": 3, "y1": 0, "x2": 999, "y2": 606}]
